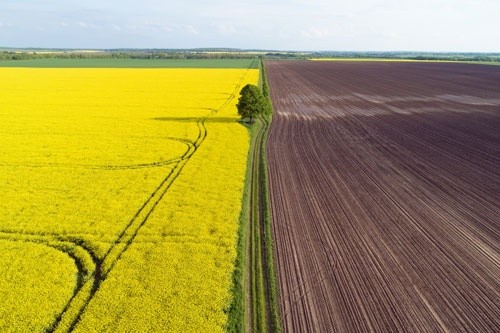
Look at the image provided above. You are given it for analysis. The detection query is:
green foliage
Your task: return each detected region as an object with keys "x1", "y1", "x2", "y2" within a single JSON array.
[
  {"x1": 226, "y1": 119, "x2": 259, "y2": 333},
  {"x1": 236, "y1": 84, "x2": 271, "y2": 123},
  {"x1": 260, "y1": 59, "x2": 273, "y2": 118}
]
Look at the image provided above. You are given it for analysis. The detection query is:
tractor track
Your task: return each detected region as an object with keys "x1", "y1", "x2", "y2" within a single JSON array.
[
  {"x1": 247, "y1": 114, "x2": 276, "y2": 332},
  {"x1": 2, "y1": 64, "x2": 255, "y2": 332},
  {"x1": 50, "y1": 65, "x2": 252, "y2": 332}
]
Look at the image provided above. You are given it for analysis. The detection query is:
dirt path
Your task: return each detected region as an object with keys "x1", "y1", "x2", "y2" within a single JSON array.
[{"x1": 266, "y1": 61, "x2": 500, "y2": 332}]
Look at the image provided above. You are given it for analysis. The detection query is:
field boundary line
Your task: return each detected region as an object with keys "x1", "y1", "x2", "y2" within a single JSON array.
[{"x1": 245, "y1": 58, "x2": 281, "y2": 333}]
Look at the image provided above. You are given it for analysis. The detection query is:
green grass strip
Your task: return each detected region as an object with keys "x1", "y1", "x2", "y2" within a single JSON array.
[
  {"x1": 259, "y1": 113, "x2": 281, "y2": 333},
  {"x1": 227, "y1": 59, "x2": 281, "y2": 333},
  {"x1": 226, "y1": 119, "x2": 259, "y2": 333}
]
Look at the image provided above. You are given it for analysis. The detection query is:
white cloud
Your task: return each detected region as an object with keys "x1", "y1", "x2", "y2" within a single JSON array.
[
  {"x1": 0, "y1": 21, "x2": 13, "y2": 29},
  {"x1": 161, "y1": 25, "x2": 174, "y2": 33},
  {"x1": 184, "y1": 25, "x2": 198, "y2": 35},
  {"x1": 300, "y1": 27, "x2": 331, "y2": 39},
  {"x1": 214, "y1": 24, "x2": 237, "y2": 35},
  {"x1": 127, "y1": 20, "x2": 175, "y2": 34},
  {"x1": 77, "y1": 21, "x2": 99, "y2": 29}
]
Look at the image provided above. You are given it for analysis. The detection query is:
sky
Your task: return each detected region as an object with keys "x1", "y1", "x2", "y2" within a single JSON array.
[{"x1": 0, "y1": 0, "x2": 499, "y2": 51}]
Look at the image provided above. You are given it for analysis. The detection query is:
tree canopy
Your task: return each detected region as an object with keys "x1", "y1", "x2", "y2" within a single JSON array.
[{"x1": 236, "y1": 84, "x2": 270, "y2": 123}]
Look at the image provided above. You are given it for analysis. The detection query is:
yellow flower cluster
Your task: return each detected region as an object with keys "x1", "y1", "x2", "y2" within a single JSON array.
[
  {"x1": 0, "y1": 240, "x2": 77, "y2": 332},
  {"x1": 0, "y1": 67, "x2": 259, "y2": 332}
]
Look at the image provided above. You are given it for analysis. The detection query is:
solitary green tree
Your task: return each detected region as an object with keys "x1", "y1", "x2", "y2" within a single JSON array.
[{"x1": 236, "y1": 84, "x2": 270, "y2": 123}]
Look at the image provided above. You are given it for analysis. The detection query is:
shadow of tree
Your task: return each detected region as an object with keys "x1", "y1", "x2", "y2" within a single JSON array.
[{"x1": 151, "y1": 116, "x2": 243, "y2": 124}]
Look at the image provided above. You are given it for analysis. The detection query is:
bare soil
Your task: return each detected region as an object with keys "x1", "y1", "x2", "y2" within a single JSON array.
[{"x1": 266, "y1": 60, "x2": 500, "y2": 332}]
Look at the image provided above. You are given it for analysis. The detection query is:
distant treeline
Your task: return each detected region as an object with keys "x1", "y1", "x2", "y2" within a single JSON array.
[
  {"x1": 0, "y1": 50, "x2": 260, "y2": 61},
  {"x1": 1, "y1": 49, "x2": 499, "y2": 62}
]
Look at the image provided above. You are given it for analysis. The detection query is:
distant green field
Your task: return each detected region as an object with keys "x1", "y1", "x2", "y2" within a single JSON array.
[{"x1": 0, "y1": 58, "x2": 259, "y2": 68}]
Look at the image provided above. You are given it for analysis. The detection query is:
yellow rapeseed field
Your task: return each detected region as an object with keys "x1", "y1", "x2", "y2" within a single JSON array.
[{"x1": 0, "y1": 67, "x2": 259, "y2": 332}]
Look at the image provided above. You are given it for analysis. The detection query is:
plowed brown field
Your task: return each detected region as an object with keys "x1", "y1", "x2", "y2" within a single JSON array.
[{"x1": 266, "y1": 60, "x2": 500, "y2": 332}]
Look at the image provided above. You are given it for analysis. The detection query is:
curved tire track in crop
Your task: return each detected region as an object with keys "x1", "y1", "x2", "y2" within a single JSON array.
[
  {"x1": 48, "y1": 66, "x2": 254, "y2": 332},
  {"x1": 0, "y1": 137, "x2": 194, "y2": 170},
  {"x1": 0, "y1": 64, "x2": 255, "y2": 332},
  {"x1": 266, "y1": 61, "x2": 500, "y2": 332},
  {"x1": 0, "y1": 232, "x2": 99, "y2": 332},
  {"x1": 2, "y1": 66, "x2": 253, "y2": 332}
]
